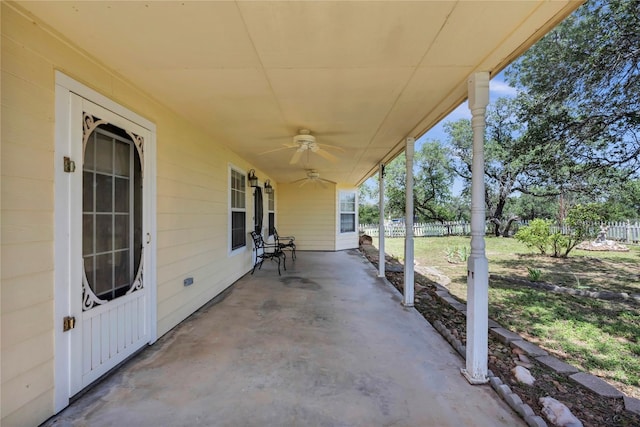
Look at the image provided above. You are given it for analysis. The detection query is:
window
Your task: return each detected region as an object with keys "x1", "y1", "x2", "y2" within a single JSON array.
[
  {"x1": 230, "y1": 168, "x2": 246, "y2": 251},
  {"x1": 339, "y1": 191, "x2": 356, "y2": 233},
  {"x1": 267, "y1": 190, "x2": 275, "y2": 236},
  {"x1": 83, "y1": 124, "x2": 143, "y2": 301}
]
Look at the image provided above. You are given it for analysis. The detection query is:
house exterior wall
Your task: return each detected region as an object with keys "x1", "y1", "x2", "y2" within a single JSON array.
[
  {"x1": 0, "y1": 4, "x2": 279, "y2": 426},
  {"x1": 277, "y1": 183, "x2": 336, "y2": 251}
]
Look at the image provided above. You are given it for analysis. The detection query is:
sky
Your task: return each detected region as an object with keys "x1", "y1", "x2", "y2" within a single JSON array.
[
  {"x1": 363, "y1": 71, "x2": 519, "y2": 197},
  {"x1": 416, "y1": 71, "x2": 518, "y2": 149}
]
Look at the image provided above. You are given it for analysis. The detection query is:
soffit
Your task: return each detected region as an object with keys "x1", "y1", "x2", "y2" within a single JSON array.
[{"x1": 14, "y1": 0, "x2": 582, "y2": 186}]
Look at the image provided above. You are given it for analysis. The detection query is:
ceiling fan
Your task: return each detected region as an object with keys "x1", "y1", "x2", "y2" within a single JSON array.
[
  {"x1": 261, "y1": 129, "x2": 343, "y2": 164},
  {"x1": 291, "y1": 169, "x2": 336, "y2": 188}
]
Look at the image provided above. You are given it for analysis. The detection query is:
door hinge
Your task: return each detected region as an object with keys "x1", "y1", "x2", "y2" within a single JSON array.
[
  {"x1": 63, "y1": 316, "x2": 76, "y2": 332},
  {"x1": 63, "y1": 156, "x2": 76, "y2": 173}
]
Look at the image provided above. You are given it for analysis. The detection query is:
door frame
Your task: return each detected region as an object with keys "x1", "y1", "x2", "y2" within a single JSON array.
[{"x1": 53, "y1": 72, "x2": 157, "y2": 412}]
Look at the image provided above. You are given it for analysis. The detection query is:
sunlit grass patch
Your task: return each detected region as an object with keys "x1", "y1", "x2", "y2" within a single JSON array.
[{"x1": 374, "y1": 235, "x2": 640, "y2": 393}]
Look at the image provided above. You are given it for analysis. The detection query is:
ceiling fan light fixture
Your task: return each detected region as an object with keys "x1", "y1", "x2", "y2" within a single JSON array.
[{"x1": 293, "y1": 133, "x2": 316, "y2": 146}]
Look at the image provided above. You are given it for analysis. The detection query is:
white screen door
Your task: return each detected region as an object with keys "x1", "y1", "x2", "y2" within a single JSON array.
[{"x1": 67, "y1": 95, "x2": 152, "y2": 396}]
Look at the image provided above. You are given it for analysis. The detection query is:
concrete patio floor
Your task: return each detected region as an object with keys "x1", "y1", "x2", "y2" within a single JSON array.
[{"x1": 44, "y1": 250, "x2": 524, "y2": 427}]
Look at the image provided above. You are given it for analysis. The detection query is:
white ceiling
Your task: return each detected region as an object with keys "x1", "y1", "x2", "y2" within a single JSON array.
[{"x1": 16, "y1": 0, "x2": 581, "y2": 186}]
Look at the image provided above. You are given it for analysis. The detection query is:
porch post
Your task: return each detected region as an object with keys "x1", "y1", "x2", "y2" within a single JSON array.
[
  {"x1": 403, "y1": 137, "x2": 415, "y2": 307},
  {"x1": 378, "y1": 163, "x2": 386, "y2": 278},
  {"x1": 462, "y1": 71, "x2": 490, "y2": 384}
]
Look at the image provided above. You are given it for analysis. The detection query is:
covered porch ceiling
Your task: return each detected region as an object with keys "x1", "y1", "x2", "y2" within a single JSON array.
[{"x1": 16, "y1": 1, "x2": 581, "y2": 186}]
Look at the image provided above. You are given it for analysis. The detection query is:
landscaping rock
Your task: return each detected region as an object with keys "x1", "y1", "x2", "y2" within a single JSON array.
[
  {"x1": 516, "y1": 403, "x2": 535, "y2": 418},
  {"x1": 358, "y1": 234, "x2": 373, "y2": 246},
  {"x1": 497, "y1": 383, "x2": 512, "y2": 399},
  {"x1": 435, "y1": 290, "x2": 450, "y2": 299},
  {"x1": 488, "y1": 319, "x2": 502, "y2": 329},
  {"x1": 449, "y1": 302, "x2": 467, "y2": 312},
  {"x1": 569, "y1": 372, "x2": 624, "y2": 398},
  {"x1": 489, "y1": 375, "x2": 503, "y2": 390},
  {"x1": 535, "y1": 356, "x2": 579, "y2": 374},
  {"x1": 511, "y1": 340, "x2": 549, "y2": 357},
  {"x1": 624, "y1": 395, "x2": 640, "y2": 416},
  {"x1": 513, "y1": 366, "x2": 536, "y2": 386},
  {"x1": 525, "y1": 415, "x2": 548, "y2": 427},
  {"x1": 539, "y1": 396, "x2": 583, "y2": 427},
  {"x1": 505, "y1": 392, "x2": 524, "y2": 408},
  {"x1": 490, "y1": 327, "x2": 522, "y2": 344}
]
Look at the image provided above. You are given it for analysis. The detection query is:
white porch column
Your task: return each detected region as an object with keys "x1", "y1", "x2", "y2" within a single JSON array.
[
  {"x1": 378, "y1": 163, "x2": 386, "y2": 278},
  {"x1": 462, "y1": 71, "x2": 490, "y2": 385},
  {"x1": 403, "y1": 137, "x2": 415, "y2": 307}
]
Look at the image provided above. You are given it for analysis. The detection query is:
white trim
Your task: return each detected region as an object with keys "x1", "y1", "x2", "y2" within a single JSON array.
[
  {"x1": 228, "y1": 163, "x2": 248, "y2": 256},
  {"x1": 54, "y1": 82, "x2": 73, "y2": 412},
  {"x1": 55, "y1": 72, "x2": 155, "y2": 132},
  {"x1": 338, "y1": 190, "x2": 358, "y2": 234},
  {"x1": 403, "y1": 137, "x2": 415, "y2": 307},
  {"x1": 378, "y1": 164, "x2": 386, "y2": 278},
  {"x1": 53, "y1": 72, "x2": 158, "y2": 411}
]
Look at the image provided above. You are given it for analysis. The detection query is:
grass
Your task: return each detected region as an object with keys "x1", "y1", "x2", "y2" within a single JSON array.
[{"x1": 373, "y1": 235, "x2": 640, "y2": 397}]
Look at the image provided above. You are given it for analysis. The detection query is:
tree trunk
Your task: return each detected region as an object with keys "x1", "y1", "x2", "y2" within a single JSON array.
[{"x1": 501, "y1": 216, "x2": 520, "y2": 237}]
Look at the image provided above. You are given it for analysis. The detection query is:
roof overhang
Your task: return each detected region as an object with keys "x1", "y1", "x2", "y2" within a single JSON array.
[{"x1": 13, "y1": 0, "x2": 582, "y2": 186}]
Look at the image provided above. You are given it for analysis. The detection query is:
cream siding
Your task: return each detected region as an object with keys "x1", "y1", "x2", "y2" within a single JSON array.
[
  {"x1": 277, "y1": 183, "x2": 336, "y2": 251},
  {"x1": 1, "y1": 4, "x2": 278, "y2": 425}
]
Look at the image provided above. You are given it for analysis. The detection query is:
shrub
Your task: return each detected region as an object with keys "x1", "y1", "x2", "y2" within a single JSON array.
[
  {"x1": 514, "y1": 218, "x2": 552, "y2": 254},
  {"x1": 553, "y1": 204, "x2": 601, "y2": 258},
  {"x1": 445, "y1": 245, "x2": 470, "y2": 263},
  {"x1": 515, "y1": 205, "x2": 602, "y2": 258},
  {"x1": 457, "y1": 246, "x2": 470, "y2": 262},
  {"x1": 527, "y1": 267, "x2": 542, "y2": 282}
]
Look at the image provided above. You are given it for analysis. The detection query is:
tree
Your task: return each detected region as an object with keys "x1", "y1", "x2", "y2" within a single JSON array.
[
  {"x1": 511, "y1": 193, "x2": 558, "y2": 221},
  {"x1": 446, "y1": 98, "x2": 536, "y2": 236},
  {"x1": 506, "y1": 0, "x2": 640, "y2": 190},
  {"x1": 384, "y1": 141, "x2": 457, "y2": 222},
  {"x1": 358, "y1": 203, "x2": 379, "y2": 224},
  {"x1": 602, "y1": 179, "x2": 640, "y2": 220},
  {"x1": 550, "y1": 204, "x2": 602, "y2": 258}
]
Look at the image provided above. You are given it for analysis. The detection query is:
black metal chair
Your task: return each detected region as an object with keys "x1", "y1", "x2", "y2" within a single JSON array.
[
  {"x1": 274, "y1": 228, "x2": 296, "y2": 260},
  {"x1": 250, "y1": 231, "x2": 286, "y2": 275}
]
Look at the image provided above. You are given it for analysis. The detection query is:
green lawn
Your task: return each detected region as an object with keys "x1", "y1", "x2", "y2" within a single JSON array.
[{"x1": 373, "y1": 235, "x2": 640, "y2": 397}]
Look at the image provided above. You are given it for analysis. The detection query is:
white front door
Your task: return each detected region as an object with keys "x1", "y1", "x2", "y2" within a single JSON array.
[{"x1": 54, "y1": 79, "x2": 156, "y2": 407}]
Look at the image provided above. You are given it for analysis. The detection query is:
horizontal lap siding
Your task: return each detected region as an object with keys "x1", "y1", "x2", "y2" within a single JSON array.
[
  {"x1": 277, "y1": 183, "x2": 336, "y2": 251},
  {"x1": 155, "y1": 125, "x2": 250, "y2": 337},
  {"x1": 1, "y1": 11, "x2": 57, "y2": 423},
  {"x1": 1, "y1": 4, "x2": 265, "y2": 425}
]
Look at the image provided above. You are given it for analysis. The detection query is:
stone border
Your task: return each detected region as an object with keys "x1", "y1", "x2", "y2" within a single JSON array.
[
  {"x1": 490, "y1": 274, "x2": 640, "y2": 303},
  {"x1": 426, "y1": 284, "x2": 640, "y2": 423}
]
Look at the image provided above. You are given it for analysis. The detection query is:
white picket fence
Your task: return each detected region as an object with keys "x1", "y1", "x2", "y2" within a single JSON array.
[{"x1": 359, "y1": 220, "x2": 640, "y2": 243}]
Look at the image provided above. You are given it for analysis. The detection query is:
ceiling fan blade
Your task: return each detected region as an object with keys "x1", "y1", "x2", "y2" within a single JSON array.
[
  {"x1": 291, "y1": 178, "x2": 307, "y2": 184},
  {"x1": 318, "y1": 180, "x2": 328, "y2": 189},
  {"x1": 259, "y1": 146, "x2": 288, "y2": 155},
  {"x1": 319, "y1": 177, "x2": 337, "y2": 185},
  {"x1": 290, "y1": 149, "x2": 303, "y2": 164},
  {"x1": 259, "y1": 143, "x2": 298, "y2": 155},
  {"x1": 298, "y1": 179, "x2": 309, "y2": 187},
  {"x1": 317, "y1": 143, "x2": 345, "y2": 151},
  {"x1": 315, "y1": 148, "x2": 338, "y2": 162}
]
